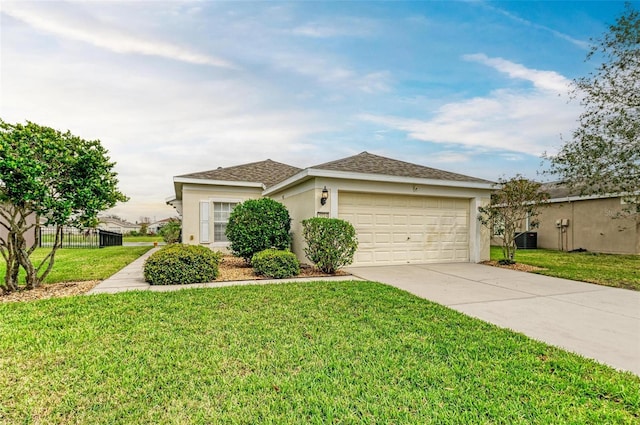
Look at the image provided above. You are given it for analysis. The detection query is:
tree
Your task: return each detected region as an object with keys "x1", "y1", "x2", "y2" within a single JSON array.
[
  {"x1": 159, "y1": 219, "x2": 181, "y2": 244},
  {"x1": 0, "y1": 120, "x2": 127, "y2": 293},
  {"x1": 547, "y1": 4, "x2": 639, "y2": 218},
  {"x1": 478, "y1": 176, "x2": 549, "y2": 264},
  {"x1": 225, "y1": 198, "x2": 291, "y2": 263}
]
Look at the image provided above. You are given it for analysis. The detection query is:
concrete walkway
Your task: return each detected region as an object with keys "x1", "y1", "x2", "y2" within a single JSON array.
[
  {"x1": 348, "y1": 263, "x2": 640, "y2": 376},
  {"x1": 87, "y1": 248, "x2": 358, "y2": 295}
]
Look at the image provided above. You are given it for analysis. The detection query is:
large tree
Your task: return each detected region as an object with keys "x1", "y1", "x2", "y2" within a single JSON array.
[
  {"x1": 478, "y1": 176, "x2": 549, "y2": 263},
  {"x1": 547, "y1": 4, "x2": 639, "y2": 216},
  {"x1": 0, "y1": 120, "x2": 128, "y2": 293}
]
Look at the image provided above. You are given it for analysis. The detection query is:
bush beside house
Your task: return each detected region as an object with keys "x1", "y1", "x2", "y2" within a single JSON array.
[
  {"x1": 251, "y1": 249, "x2": 300, "y2": 279},
  {"x1": 226, "y1": 198, "x2": 292, "y2": 263},
  {"x1": 302, "y1": 218, "x2": 358, "y2": 273},
  {"x1": 144, "y1": 244, "x2": 222, "y2": 285}
]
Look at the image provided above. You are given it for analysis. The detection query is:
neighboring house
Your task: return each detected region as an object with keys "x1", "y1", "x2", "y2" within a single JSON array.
[
  {"x1": 97, "y1": 217, "x2": 140, "y2": 234},
  {"x1": 168, "y1": 152, "x2": 494, "y2": 266},
  {"x1": 534, "y1": 183, "x2": 640, "y2": 255},
  {"x1": 148, "y1": 218, "x2": 178, "y2": 234}
]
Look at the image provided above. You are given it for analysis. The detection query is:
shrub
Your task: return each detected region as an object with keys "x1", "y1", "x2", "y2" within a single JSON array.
[
  {"x1": 252, "y1": 249, "x2": 300, "y2": 279},
  {"x1": 226, "y1": 198, "x2": 292, "y2": 263},
  {"x1": 143, "y1": 244, "x2": 222, "y2": 285},
  {"x1": 302, "y1": 218, "x2": 358, "y2": 274},
  {"x1": 159, "y1": 219, "x2": 181, "y2": 244}
]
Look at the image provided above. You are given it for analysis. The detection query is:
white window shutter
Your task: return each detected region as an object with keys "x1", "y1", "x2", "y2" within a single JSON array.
[{"x1": 199, "y1": 201, "x2": 210, "y2": 243}]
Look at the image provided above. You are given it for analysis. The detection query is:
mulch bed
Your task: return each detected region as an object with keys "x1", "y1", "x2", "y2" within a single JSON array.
[
  {"x1": 0, "y1": 281, "x2": 100, "y2": 303},
  {"x1": 482, "y1": 260, "x2": 547, "y2": 273},
  {"x1": 217, "y1": 255, "x2": 347, "y2": 282},
  {"x1": 1, "y1": 256, "x2": 347, "y2": 303}
]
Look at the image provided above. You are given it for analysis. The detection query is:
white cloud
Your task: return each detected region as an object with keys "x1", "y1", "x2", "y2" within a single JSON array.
[
  {"x1": 431, "y1": 151, "x2": 472, "y2": 164},
  {"x1": 463, "y1": 53, "x2": 571, "y2": 94},
  {"x1": 2, "y1": 1, "x2": 236, "y2": 69},
  {"x1": 272, "y1": 53, "x2": 392, "y2": 93},
  {"x1": 291, "y1": 17, "x2": 375, "y2": 38},
  {"x1": 361, "y1": 56, "x2": 579, "y2": 157}
]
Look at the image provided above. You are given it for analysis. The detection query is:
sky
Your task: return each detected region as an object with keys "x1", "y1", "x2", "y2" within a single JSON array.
[{"x1": 0, "y1": 0, "x2": 632, "y2": 223}]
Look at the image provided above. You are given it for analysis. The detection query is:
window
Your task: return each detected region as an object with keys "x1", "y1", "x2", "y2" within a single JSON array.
[{"x1": 213, "y1": 202, "x2": 237, "y2": 242}]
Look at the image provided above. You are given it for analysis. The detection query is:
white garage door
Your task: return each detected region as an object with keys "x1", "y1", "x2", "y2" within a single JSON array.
[{"x1": 339, "y1": 192, "x2": 470, "y2": 266}]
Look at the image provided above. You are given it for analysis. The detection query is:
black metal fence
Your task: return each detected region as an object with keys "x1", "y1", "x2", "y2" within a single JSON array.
[{"x1": 39, "y1": 227, "x2": 123, "y2": 248}]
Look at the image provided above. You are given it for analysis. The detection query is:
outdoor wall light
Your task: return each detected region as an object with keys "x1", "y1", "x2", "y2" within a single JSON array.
[{"x1": 320, "y1": 186, "x2": 329, "y2": 206}]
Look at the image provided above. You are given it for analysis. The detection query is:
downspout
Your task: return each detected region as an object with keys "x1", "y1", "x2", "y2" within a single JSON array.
[{"x1": 570, "y1": 201, "x2": 575, "y2": 251}]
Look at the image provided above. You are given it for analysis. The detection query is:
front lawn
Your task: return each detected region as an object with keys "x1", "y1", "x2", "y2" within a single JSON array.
[
  {"x1": 1, "y1": 282, "x2": 638, "y2": 423},
  {"x1": 123, "y1": 235, "x2": 163, "y2": 243},
  {"x1": 490, "y1": 246, "x2": 640, "y2": 291},
  {"x1": 0, "y1": 246, "x2": 152, "y2": 285}
]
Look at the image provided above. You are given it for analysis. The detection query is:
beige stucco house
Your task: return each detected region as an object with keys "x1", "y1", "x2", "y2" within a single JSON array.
[
  {"x1": 97, "y1": 216, "x2": 141, "y2": 234},
  {"x1": 168, "y1": 152, "x2": 494, "y2": 266},
  {"x1": 534, "y1": 183, "x2": 640, "y2": 255}
]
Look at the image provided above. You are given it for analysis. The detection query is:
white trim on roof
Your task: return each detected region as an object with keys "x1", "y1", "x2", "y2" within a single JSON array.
[
  {"x1": 546, "y1": 193, "x2": 625, "y2": 204},
  {"x1": 263, "y1": 168, "x2": 494, "y2": 196},
  {"x1": 174, "y1": 177, "x2": 265, "y2": 189}
]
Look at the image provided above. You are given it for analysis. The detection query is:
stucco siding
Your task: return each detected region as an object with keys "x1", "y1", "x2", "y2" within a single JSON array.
[
  {"x1": 181, "y1": 184, "x2": 262, "y2": 246},
  {"x1": 175, "y1": 172, "x2": 492, "y2": 265},
  {"x1": 274, "y1": 177, "x2": 492, "y2": 265},
  {"x1": 536, "y1": 197, "x2": 639, "y2": 254},
  {"x1": 269, "y1": 179, "x2": 317, "y2": 265}
]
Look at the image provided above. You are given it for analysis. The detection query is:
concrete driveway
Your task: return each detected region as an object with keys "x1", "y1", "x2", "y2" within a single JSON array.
[{"x1": 347, "y1": 263, "x2": 640, "y2": 376}]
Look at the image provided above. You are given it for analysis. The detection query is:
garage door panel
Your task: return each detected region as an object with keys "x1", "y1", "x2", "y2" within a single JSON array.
[
  {"x1": 358, "y1": 232, "x2": 374, "y2": 244},
  {"x1": 375, "y1": 214, "x2": 392, "y2": 225},
  {"x1": 409, "y1": 215, "x2": 425, "y2": 225},
  {"x1": 339, "y1": 193, "x2": 469, "y2": 266},
  {"x1": 356, "y1": 251, "x2": 374, "y2": 263},
  {"x1": 393, "y1": 215, "x2": 408, "y2": 225},
  {"x1": 375, "y1": 233, "x2": 391, "y2": 244}
]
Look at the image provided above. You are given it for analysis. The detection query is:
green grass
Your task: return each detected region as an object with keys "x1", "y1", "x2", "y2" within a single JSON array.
[
  {"x1": 123, "y1": 235, "x2": 163, "y2": 243},
  {"x1": 1, "y1": 282, "x2": 638, "y2": 424},
  {"x1": 0, "y1": 246, "x2": 152, "y2": 285},
  {"x1": 491, "y1": 246, "x2": 640, "y2": 291}
]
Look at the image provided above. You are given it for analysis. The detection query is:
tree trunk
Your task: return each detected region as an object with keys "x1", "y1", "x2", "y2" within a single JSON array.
[
  {"x1": 3, "y1": 256, "x2": 20, "y2": 293},
  {"x1": 2, "y1": 230, "x2": 21, "y2": 292}
]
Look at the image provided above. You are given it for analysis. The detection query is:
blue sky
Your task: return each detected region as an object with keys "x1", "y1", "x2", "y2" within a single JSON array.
[{"x1": 0, "y1": 1, "x2": 631, "y2": 222}]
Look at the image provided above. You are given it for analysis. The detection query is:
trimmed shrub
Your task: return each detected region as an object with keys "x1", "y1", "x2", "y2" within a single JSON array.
[
  {"x1": 302, "y1": 218, "x2": 358, "y2": 274},
  {"x1": 225, "y1": 198, "x2": 292, "y2": 263},
  {"x1": 252, "y1": 249, "x2": 300, "y2": 279},
  {"x1": 144, "y1": 244, "x2": 222, "y2": 285}
]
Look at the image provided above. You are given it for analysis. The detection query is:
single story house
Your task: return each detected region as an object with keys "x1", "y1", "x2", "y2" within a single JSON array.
[
  {"x1": 534, "y1": 183, "x2": 639, "y2": 255},
  {"x1": 148, "y1": 218, "x2": 179, "y2": 234},
  {"x1": 97, "y1": 216, "x2": 141, "y2": 234},
  {"x1": 168, "y1": 152, "x2": 494, "y2": 266}
]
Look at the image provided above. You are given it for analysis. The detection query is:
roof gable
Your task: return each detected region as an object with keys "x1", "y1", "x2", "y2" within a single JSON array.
[
  {"x1": 310, "y1": 151, "x2": 492, "y2": 184},
  {"x1": 177, "y1": 159, "x2": 302, "y2": 188}
]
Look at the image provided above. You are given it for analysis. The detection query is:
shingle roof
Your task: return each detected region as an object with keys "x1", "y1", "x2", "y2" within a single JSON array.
[
  {"x1": 310, "y1": 151, "x2": 493, "y2": 183},
  {"x1": 538, "y1": 182, "x2": 574, "y2": 199},
  {"x1": 177, "y1": 159, "x2": 302, "y2": 189},
  {"x1": 539, "y1": 181, "x2": 614, "y2": 200}
]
